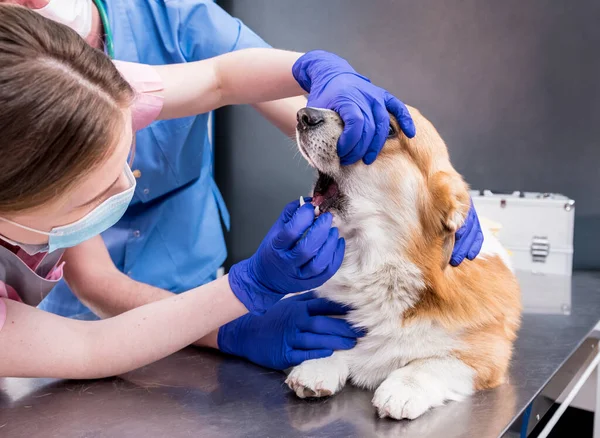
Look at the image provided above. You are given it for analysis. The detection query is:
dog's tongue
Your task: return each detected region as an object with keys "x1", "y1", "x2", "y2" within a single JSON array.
[
  {"x1": 310, "y1": 181, "x2": 339, "y2": 218},
  {"x1": 312, "y1": 182, "x2": 339, "y2": 206},
  {"x1": 311, "y1": 194, "x2": 326, "y2": 207}
]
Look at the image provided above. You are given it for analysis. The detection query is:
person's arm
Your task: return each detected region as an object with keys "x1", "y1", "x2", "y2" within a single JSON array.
[
  {"x1": 63, "y1": 237, "x2": 358, "y2": 360},
  {"x1": 154, "y1": 48, "x2": 304, "y2": 121},
  {"x1": 160, "y1": 0, "x2": 306, "y2": 138},
  {"x1": 159, "y1": 47, "x2": 307, "y2": 138},
  {"x1": 63, "y1": 236, "x2": 172, "y2": 318},
  {"x1": 251, "y1": 96, "x2": 307, "y2": 139},
  {"x1": 0, "y1": 274, "x2": 245, "y2": 379},
  {"x1": 156, "y1": 47, "x2": 307, "y2": 138},
  {"x1": 63, "y1": 236, "x2": 219, "y2": 347},
  {"x1": 64, "y1": 195, "x2": 345, "y2": 351}
]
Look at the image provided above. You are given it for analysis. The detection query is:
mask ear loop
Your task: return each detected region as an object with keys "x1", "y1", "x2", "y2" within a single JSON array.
[{"x1": 0, "y1": 216, "x2": 54, "y2": 237}]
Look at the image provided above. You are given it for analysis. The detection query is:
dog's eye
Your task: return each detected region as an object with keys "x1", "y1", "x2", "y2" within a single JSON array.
[{"x1": 387, "y1": 124, "x2": 396, "y2": 138}]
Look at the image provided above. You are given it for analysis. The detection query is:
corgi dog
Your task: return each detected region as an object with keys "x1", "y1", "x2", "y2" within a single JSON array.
[{"x1": 286, "y1": 106, "x2": 521, "y2": 420}]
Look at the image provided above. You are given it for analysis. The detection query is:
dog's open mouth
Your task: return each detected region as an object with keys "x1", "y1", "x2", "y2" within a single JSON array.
[{"x1": 311, "y1": 172, "x2": 340, "y2": 215}]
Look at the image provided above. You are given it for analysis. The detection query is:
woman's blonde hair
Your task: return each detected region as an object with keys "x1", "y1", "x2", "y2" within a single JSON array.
[{"x1": 0, "y1": 4, "x2": 134, "y2": 212}]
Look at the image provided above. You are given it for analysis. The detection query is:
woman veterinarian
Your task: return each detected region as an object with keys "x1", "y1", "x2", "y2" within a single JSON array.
[{"x1": 0, "y1": 3, "x2": 482, "y2": 378}]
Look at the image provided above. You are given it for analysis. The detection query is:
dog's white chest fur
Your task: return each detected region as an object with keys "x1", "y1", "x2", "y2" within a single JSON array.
[
  {"x1": 315, "y1": 258, "x2": 461, "y2": 390},
  {"x1": 286, "y1": 251, "x2": 475, "y2": 420}
]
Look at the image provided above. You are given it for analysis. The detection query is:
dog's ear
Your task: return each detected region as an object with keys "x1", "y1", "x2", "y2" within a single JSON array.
[{"x1": 428, "y1": 171, "x2": 470, "y2": 269}]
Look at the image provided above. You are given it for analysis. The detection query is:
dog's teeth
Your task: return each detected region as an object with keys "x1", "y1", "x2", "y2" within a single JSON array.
[
  {"x1": 299, "y1": 196, "x2": 305, "y2": 207},
  {"x1": 314, "y1": 206, "x2": 320, "y2": 216}
]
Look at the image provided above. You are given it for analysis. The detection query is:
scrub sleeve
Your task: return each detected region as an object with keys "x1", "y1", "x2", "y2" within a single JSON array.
[{"x1": 0, "y1": 61, "x2": 164, "y2": 332}]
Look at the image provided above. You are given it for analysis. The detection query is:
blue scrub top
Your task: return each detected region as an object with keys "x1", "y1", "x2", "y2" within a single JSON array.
[{"x1": 38, "y1": 0, "x2": 269, "y2": 317}]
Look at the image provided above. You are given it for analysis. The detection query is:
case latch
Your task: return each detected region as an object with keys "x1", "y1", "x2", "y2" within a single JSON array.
[{"x1": 531, "y1": 236, "x2": 550, "y2": 263}]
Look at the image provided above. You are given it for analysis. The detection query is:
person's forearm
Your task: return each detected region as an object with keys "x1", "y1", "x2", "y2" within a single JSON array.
[
  {"x1": 252, "y1": 95, "x2": 307, "y2": 138},
  {"x1": 77, "y1": 271, "x2": 219, "y2": 349},
  {"x1": 196, "y1": 329, "x2": 219, "y2": 349},
  {"x1": 70, "y1": 269, "x2": 175, "y2": 319},
  {"x1": 63, "y1": 238, "x2": 221, "y2": 349},
  {"x1": 83, "y1": 275, "x2": 243, "y2": 378},
  {"x1": 63, "y1": 239, "x2": 174, "y2": 318},
  {"x1": 155, "y1": 48, "x2": 305, "y2": 120},
  {"x1": 0, "y1": 275, "x2": 246, "y2": 379}
]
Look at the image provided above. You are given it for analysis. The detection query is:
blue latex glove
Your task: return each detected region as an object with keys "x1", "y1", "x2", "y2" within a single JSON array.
[
  {"x1": 451, "y1": 201, "x2": 484, "y2": 266},
  {"x1": 293, "y1": 50, "x2": 416, "y2": 165},
  {"x1": 229, "y1": 199, "x2": 345, "y2": 314},
  {"x1": 218, "y1": 291, "x2": 362, "y2": 370}
]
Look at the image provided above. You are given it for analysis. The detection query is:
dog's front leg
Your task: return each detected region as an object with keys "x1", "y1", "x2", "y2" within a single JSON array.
[
  {"x1": 285, "y1": 352, "x2": 350, "y2": 398},
  {"x1": 372, "y1": 356, "x2": 475, "y2": 420}
]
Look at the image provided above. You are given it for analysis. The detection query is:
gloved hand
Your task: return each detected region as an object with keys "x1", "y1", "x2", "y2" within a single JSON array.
[
  {"x1": 451, "y1": 201, "x2": 484, "y2": 266},
  {"x1": 293, "y1": 50, "x2": 416, "y2": 165},
  {"x1": 229, "y1": 199, "x2": 345, "y2": 314},
  {"x1": 218, "y1": 291, "x2": 362, "y2": 370}
]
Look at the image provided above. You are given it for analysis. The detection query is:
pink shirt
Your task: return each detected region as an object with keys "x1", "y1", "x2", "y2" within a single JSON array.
[
  {"x1": 113, "y1": 61, "x2": 164, "y2": 131},
  {"x1": 0, "y1": 61, "x2": 164, "y2": 330}
]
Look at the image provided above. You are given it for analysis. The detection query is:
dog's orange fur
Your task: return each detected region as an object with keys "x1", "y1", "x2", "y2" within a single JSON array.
[{"x1": 389, "y1": 107, "x2": 521, "y2": 391}]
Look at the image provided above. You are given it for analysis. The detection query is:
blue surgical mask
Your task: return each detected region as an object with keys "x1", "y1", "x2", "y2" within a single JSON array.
[{"x1": 0, "y1": 165, "x2": 136, "y2": 255}]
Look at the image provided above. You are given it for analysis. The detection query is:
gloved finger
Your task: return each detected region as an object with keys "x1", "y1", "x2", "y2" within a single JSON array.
[
  {"x1": 264, "y1": 199, "x2": 301, "y2": 241},
  {"x1": 455, "y1": 203, "x2": 475, "y2": 241},
  {"x1": 384, "y1": 93, "x2": 416, "y2": 138},
  {"x1": 363, "y1": 100, "x2": 390, "y2": 165},
  {"x1": 450, "y1": 246, "x2": 467, "y2": 267},
  {"x1": 306, "y1": 297, "x2": 350, "y2": 316},
  {"x1": 298, "y1": 315, "x2": 362, "y2": 338},
  {"x1": 463, "y1": 204, "x2": 484, "y2": 260},
  {"x1": 455, "y1": 221, "x2": 467, "y2": 241},
  {"x1": 273, "y1": 204, "x2": 318, "y2": 250},
  {"x1": 291, "y1": 332, "x2": 357, "y2": 351},
  {"x1": 306, "y1": 236, "x2": 345, "y2": 283},
  {"x1": 348, "y1": 107, "x2": 375, "y2": 165},
  {"x1": 450, "y1": 220, "x2": 477, "y2": 266},
  {"x1": 327, "y1": 237, "x2": 346, "y2": 277},
  {"x1": 290, "y1": 213, "x2": 334, "y2": 265},
  {"x1": 299, "y1": 226, "x2": 339, "y2": 278},
  {"x1": 467, "y1": 229, "x2": 484, "y2": 260},
  {"x1": 286, "y1": 291, "x2": 318, "y2": 302},
  {"x1": 279, "y1": 197, "x2": 313, "y2": 224},
  {"x1": 336, "y1": 103, "x2": 365, "y2": 164},
  {"x1": 342, "y1": 111, "x2": 372, "y2": 165},
  {"x1": 287, "y1": 349, "x2": 333, "y2": 367}
]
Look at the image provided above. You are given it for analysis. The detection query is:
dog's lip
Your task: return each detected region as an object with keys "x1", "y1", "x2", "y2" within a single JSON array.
[{"x1": 296, "y1": 133, "x2": 319, "y2": 169}]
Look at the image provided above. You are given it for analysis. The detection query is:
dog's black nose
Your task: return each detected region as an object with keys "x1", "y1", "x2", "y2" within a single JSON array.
[{"x1": 297, "y1": 107, "x2": 325, "y2": 129}]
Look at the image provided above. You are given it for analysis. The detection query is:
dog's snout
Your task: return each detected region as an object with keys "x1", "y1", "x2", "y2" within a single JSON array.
[{"x1": 297, "y1": 107, "x2": 325, "y2": 130}]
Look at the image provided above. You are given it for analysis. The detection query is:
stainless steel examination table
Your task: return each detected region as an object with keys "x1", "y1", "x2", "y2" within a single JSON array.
[{"x1": 1, "y1": 271, "x2": 600, "y2": 438}]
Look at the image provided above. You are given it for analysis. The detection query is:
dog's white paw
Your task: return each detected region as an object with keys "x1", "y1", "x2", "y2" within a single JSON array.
[
  {"x1": 285, "y1": 355, "x2": 348, "y2": 398},
  {"x1": 372, "y1": 357, "x2": 475, "y2": 420},
  {"x1": 372, "y1": 376, "x2": 435, "y2": 420}
]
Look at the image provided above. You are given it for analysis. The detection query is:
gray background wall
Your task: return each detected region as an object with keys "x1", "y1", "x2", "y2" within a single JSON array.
[{"x1": 215, "y1": 0, "x2": 600, "y2": 270}]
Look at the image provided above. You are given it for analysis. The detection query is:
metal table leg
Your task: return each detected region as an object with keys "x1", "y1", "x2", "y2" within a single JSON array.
[
  {"x1": 537, "y1": 347, "x2": 600, "y2": 438},
  {"x1": 595, "y1": 364, "x2": 600, "y2": 438}
]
